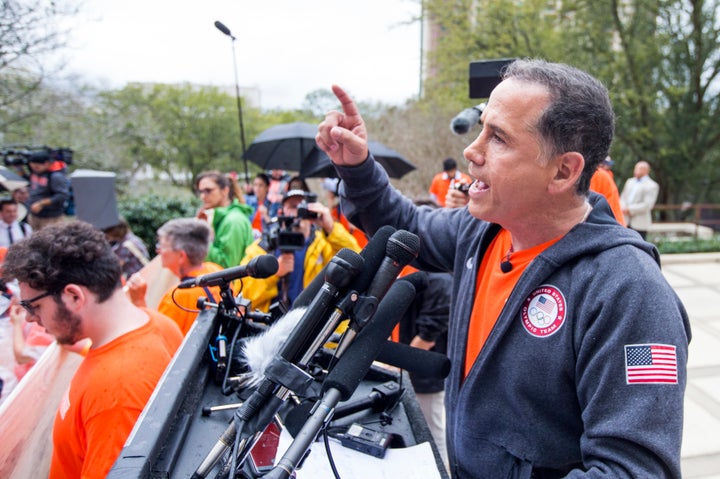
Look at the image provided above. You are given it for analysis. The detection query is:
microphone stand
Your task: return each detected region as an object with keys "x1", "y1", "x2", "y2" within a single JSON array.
[{"x1": 215, "y1": 20, "x2": 249, "y2": 188}]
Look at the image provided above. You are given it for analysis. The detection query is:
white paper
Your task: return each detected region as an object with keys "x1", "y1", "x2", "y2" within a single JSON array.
[{"x1": 274, "y1": 427, "x2": 442, "y2": 479}]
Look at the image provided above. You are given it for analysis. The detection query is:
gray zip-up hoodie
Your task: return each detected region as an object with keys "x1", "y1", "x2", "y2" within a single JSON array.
[{"x1": 336, "y1": 157, "x2": 691, "y2": 479}]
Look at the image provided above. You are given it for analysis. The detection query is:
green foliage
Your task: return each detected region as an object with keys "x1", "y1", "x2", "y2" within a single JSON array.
[
  {"x1": 655, "y1": 236, "x2": 720, "y2": 254},
  {"x1": 421, "y1": 0, "x2": 720, "y2": 207},
  {"x1": 117, "y1": 193, "x2": 201, "y2": 254}
]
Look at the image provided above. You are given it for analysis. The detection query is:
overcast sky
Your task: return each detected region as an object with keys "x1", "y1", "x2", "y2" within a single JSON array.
[{"x1": 62, "y1": 0, "x2": 423, "y2": 110}]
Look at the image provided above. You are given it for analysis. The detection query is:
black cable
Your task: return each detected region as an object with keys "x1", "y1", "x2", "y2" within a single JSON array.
[
  {"x1": 171, "y1": 286, "x2": 202, "y2": 313},
  {"x1": 323, "y1": 427, "x2": 342, "y2": 479}
]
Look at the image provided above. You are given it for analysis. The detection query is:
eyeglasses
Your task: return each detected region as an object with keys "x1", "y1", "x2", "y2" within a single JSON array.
[
  {"x1": 20, "y1": 290, "x2": 59, "y2": 316},
  {"x1": 197, "y1": 187, "x2": 218, "y2": 196},
  {"x1": 155, "y1": 242, "x2": 175, "y2": 252}
]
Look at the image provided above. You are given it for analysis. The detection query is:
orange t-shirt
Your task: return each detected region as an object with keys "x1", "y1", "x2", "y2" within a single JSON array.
[
  {"x1": 464, "y1": 230, "x2": 561, "y2": 377},
  {"x1": 49, "y1": 309, "x2": 182, "y2": 479},
  {"x1": 590, "y1": 168, "x2": 625, "y2": 226},
  {"x1": 428, "y1": 171, "x2": 473, "y2": 207},
  {"x1": 157, "y1": 261, "x2": 228, "y2": 335}
]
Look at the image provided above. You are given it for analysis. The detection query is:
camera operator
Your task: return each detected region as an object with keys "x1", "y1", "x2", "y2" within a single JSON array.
[
  {"x1": 239, "y1": 189, "x2": 361, "y2": 312},
  {"x1": 27, "y1": 151, "x2": 69, "y2": 231}
]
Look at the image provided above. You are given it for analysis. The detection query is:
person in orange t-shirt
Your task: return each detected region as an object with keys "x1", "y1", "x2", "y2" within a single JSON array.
[
  {"x1": 428, "y1": 158, "x2": 473, "y2": 207},
  {"x1": 127, "y1": 218, "x2": 232, "y2": 336},
  {"x1": 1, "y1": 220, "x2": 183, "y2": 479},
  {"x1": 590, "y1": 165, "x2": 625, "y2": 226}
]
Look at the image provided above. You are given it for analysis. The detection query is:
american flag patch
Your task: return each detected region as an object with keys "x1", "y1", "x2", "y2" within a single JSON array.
[
  {"x1": 536, "y1": 295, "x2": 556, "y2": 314},
  {"x1": 625, "y1": 344, "x2": 678, "y2": 384}
]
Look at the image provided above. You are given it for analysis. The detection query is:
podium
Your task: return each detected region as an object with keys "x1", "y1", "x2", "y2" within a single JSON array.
[{"x1": 109, "y1": 306, "x2": 449, "y2": 479}]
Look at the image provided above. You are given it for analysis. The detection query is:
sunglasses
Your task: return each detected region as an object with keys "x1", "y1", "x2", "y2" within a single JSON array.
[
  {"x1": 19, "y1": 290, "x2": 60, "y2": 316},
  {"x1": 197, "y1": 187, "x2": 218, "y2": 196}
]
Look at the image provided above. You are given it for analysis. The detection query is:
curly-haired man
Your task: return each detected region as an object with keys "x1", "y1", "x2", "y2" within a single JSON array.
[{"x1": 2, "y1": 220, "x2": 183, "y2": 479}]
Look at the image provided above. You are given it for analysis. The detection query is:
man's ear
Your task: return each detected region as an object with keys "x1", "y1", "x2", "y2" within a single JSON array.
[
  {"x1": 61, "y1": 284, "x2": 86, "y2": 311},
  {"x1": 549, "y1": 152, "x2": 584, "y2": 194}
]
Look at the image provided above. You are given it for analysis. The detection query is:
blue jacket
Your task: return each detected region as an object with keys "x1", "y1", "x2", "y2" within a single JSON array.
[{"x1": 336, "y1": 157, "x2": 691, "y2": 479}]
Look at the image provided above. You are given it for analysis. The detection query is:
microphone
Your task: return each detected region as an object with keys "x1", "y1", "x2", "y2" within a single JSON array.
[
  {"x1": 323, "y1": 279, "x2": 417, "y2": 401},
  {"x1": 333, "y1": 229, "x2": 419, "y2": 358},
  {"x1": 365, "y1": 230, "x2": 420, "y2": 302},
  {"x1": 234, "y1": 227, "x2": 402, "y2": 387},
  {"x1": 265, "y1": 280, "x2": 417, "y2": 479},
  {"x1": 292, "y1": 225, "x2": 396, "y2": 309},
  {"x1": 376, "y1": 341, "x2": 451, "y2": 379},
  {"x1": 191, "y1": 249, "x2": 363, "y2": 479},
  {"x1": 176, "y1": 255, "x2": 278, "y2": 289},
  {"x1": 214, "y1": 20, "x2": 234, "y2": 39},
  {"x1": 273, "y1": 249, "x2": 363, "y2": 367},
  {"x1": 283, "y1": 381, "x2": 402, "y2": 437},
  {"x1": 450, "y1": 103, "x2": 485, "y2": 135}
]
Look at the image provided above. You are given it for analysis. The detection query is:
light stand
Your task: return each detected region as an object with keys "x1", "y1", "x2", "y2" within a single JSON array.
[{"x1": 214, "y1": 20, "x2": 250, "y2": 188}]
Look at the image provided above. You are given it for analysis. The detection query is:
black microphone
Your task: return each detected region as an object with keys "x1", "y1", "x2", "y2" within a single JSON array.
[
  {"x1": 265, "y1": 280, "x2": 417, "y2": 479},
  {"x1": 283, "y1": 381, "x2": 402, "y2": 437},
  {"x1": 376, "y1": 341, "x2": 451, "y2": 379},
  {"x1": 450, "y1": 103, "x2": 485, "y2": 135},
  {"x1": 176, "y1": 255, "x2": 278, "y2": 289},
  {"x1": 323, "y1": 279, "x2": 417, "y2": 401},
  {"x1": 275, "y1": 249, "x2": 363, "y2": 365},
  {"x1": 365, "y1": 230, "x2": 420, "y2": 302},
  {"x1": 214, "y1": 20, "x2": 234, "y2": 38},
  {"x1": 292, "y1": 225, "x2": 396, "y2": 309},
  {"x1": 191, "y1": 249, "x2": 363, "y2": 479},
  {"x1": 333, "y1": 229, "x2": 419, "y2": 358}
]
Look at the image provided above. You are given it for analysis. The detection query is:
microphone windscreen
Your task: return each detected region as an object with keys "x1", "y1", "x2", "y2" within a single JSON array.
[
  {"x1": 249, "y1": 254, "x2": 280, "y2": 279},
  {"x1": 348, "y1": 225, "x2": 396, "y2": 293},
  {"x1": 376, "y1": 341, "x2": 451, "y2": 379},
  {"x1": 387, "y1": 230, "x2": 420, "y2": 264},
  {"x1": 398, "y1": 270, "x2": 427, "y2": 295},
  {"x1": 450, "y1": 107, "x2": 482, "y2": 135},
  {"x1": 239, "y1": 306, "x2": 307, "y2": 386},
  {"x1": 322, "y1": 279, "x2": 416, "y2": 401}
]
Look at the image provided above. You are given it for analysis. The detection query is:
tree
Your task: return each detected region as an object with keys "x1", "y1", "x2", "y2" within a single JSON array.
[
  {"x1": 0, "y1": 0, "x2": 80, "y2": 133},
  {"x1": 420, "y1": 0, "x2": 720, "y2": 205},
  {"x1": 97, "y1": 83, "x2": 260, "y2": 185}
]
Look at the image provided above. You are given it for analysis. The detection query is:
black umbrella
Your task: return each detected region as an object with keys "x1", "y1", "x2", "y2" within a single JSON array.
[
  {"x1": 0, "y1": 166, "x2": 29, "y2": 192},
  {"x1": 300, "y1": 141, "x2": 416, "y2": 179},
  {"x1": 243, "y1": 122, "x2": 416, "y2": 180},
  {"x1": 242, "y1": 122, "x2": 319, "y2": 172}
]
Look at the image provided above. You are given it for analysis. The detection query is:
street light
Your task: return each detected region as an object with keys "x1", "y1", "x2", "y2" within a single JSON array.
[{"x1": 215, "y1": 20, "x2": 249, "y2": 186}]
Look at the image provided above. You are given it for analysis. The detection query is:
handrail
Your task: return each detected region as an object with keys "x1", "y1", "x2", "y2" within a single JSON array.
[{"x1": 653, "y1": 204, "x2": 720, "y2": 228}]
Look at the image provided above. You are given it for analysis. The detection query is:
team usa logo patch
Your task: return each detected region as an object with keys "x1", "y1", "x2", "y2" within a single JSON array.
[{"x1": 521, "y1": 285, "x2": 566, "y2": 337}]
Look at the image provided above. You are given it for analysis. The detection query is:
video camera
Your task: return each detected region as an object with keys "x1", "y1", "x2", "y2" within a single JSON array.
[
  {"x1": 261, "y1": 192, "x2": 319, "y2": 253},
  {"x1": 1, "y1": 145, "x2": 74, "y2": 167}
]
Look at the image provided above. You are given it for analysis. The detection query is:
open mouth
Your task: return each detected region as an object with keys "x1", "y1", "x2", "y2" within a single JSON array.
[{"x1": 471, "y1": 180, "x2": 489, "y2": 193}]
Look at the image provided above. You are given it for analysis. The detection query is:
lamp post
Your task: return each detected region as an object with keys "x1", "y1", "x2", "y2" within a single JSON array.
[{"x1": 214, "y1": 20, "x2": 249, "y2": 187}]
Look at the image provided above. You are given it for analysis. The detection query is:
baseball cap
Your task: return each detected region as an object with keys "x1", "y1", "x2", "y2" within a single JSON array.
[{"x1": 282, "y1": 189, "x2": 307, "y2": 204}]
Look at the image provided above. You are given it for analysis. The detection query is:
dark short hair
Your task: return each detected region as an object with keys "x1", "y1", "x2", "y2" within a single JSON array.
[
  {"x1": 2, "y1": 220, "x2": 122, "y2": 302},
  {"x1": 254, "y1": 173, "x2": 270, "y2": 187},
  {"x1": 442, "y1": 158, "x2": 457, "y2": 171},
  {"x1": 0, "y1": 197, "x2": 17, "y2": 209},
  {"x1": 503, "y1": 59, "x2": 615, "y2": 195}
]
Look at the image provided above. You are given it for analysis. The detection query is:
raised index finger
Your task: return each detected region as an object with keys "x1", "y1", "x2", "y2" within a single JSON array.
[{"x1": 332, "y1": 84, "x2": 360, "y2": 118}]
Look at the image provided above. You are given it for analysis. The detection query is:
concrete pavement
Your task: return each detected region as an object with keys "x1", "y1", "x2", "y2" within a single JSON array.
[{"x1": 660, "y1": 253, "x2": 720, "y2": 478}]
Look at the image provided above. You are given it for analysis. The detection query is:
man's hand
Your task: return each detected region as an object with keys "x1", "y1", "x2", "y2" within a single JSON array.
[
  {"x1": 277, "y1": 252, "x2": 295, "y2": 277},
  {"x1": 125, "y1": 273, "x2": 148, "y2": 307},
  {"x1": 307, "y1": 202, "x2": 334, "y2": 234},
  {"x1": 316, "y1": 85, "x2": 369, "y2": 167},
  {"x1": 445, "y1": 188, "x2": 470, "y2": 209}
]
